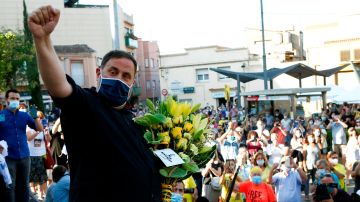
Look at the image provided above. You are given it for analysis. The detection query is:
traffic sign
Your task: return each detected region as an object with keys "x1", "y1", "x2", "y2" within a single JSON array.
[{"x1": 162, "y1": 89, "x2": 168, "y2": 96}]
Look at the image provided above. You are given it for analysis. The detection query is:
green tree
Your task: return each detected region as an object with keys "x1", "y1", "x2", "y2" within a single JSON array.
[{"x1": 0, "y1": 30, "x2": 30, "y2": 90}]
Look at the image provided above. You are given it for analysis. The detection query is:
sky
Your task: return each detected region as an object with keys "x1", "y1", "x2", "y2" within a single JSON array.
[{"x1": 79, "y1": 0, "x2": 360, "y2": 54}]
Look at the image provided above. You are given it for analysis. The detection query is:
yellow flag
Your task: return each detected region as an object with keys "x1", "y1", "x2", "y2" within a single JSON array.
[{"x1": 224, "y1": 84, "x2": 230, "y2": 101}]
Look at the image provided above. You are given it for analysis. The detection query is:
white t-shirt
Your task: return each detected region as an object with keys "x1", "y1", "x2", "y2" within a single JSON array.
[{"x1": 27, "y1": 128, "x2": 46, "y2": 157}]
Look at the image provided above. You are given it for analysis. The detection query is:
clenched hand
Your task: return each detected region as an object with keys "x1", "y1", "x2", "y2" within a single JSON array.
[{"x1": 28, "y1": 5, "x2": 60, "y2": 39}]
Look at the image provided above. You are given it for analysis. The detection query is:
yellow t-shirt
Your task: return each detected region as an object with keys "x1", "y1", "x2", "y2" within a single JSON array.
[
  {"x1": 221, "y1": 174, "x2": 243, "y2": 202},
  {"x1": 183, "y1": 176, "x2": 197, "y2": 202},
  {"x1": 334, "y1": 164, "x2": 347, "y2": 191},
  {"x1": 261, "y1": 166, "x2": 271, "y2": 183}
]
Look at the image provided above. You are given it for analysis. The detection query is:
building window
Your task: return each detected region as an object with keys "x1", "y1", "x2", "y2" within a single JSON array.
[
  {"x1": 71, "y1": 61, "x2": 85, "y2": 86},
  {"x1": 340, "y1": 50, "x2": 350, "y2": 61},
  {"x1": 146, "y1": 80, "x2": 151, "y2": 90},
  {"x1": 152, "y1": 80, "x2": 156, "y2": 90},
  {"x1": 217, "y1": 66, "x2": 230, "y2": 80},
  {"x1": 354, "y1": 49, "x2": 360, "y2": 60},
  {"x1": 196, "y1": 68, "x2": 209, "y2": 82},
  {"x1": 145, "y1": 59, "x2": 149, "y2": 68},
  {"x1": 149, "y1": 58, "x2": 154, "y2": 68}
]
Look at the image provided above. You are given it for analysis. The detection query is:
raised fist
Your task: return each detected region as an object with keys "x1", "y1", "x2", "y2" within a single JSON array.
[{"x1": 28, "y1": 5, "x2": 60, "y2": 39}]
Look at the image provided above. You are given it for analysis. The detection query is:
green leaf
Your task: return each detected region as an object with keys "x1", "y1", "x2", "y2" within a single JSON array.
[
  {"x1": 192, "y1": 114, "x2": 202, "y2": 130},
  {"x1": 159, "y1": 166, "x2": 187, "y2": 178},
  {"x1": 134, "y1": 116, "x2": 150, "y2": 127},
  {"x1": 144, "y1": 113, "x2": 167, "y2": 125},
  {"x1": 198, "y1": 145, "x2": 215, "y2": 154},
  {"x1": 143, "y1": 131, "x2": 153, "y2": 143},
  {"x1": 146, "y1": 99, "x2": 156, "y2": 112},
  {"x1": 199, "y1": 118, "x2": 208, "y2": 130},
  {"x1": 190, "y1": 103, "x2": 201, "y2": 113},
  {"x1": 182, "y1": 161, "x2": 200, "y2": 173},
  {"x1": 193, "y1": 129, "x2": 203, "y2": 141}
]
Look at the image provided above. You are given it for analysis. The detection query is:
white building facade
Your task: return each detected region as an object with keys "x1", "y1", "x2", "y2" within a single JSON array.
[{"x1": 159, "y1": 46, "x2": 261, "y2": 107}]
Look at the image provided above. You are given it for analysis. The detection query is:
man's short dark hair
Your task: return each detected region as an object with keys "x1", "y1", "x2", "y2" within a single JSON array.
[
  {"x1": 5, "y1": 89, "x2": 19, "y2": 98},
  {"x1": 52, "y1": 165, "x2": 67, "y2": 183},
  {"x1": 100, "y1": 50, "x2": 137, "y2": 74}
]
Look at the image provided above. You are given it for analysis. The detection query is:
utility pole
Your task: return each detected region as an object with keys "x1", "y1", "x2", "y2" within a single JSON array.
[
  {"x1": 260, "y1": 0, "x2": 268, "y2": 90},
  {"x1": 113, "y1": 0, "x2": 120, "y2": 50}
]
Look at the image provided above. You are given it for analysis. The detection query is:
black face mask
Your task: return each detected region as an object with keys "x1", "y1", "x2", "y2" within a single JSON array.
[{"x1": 97, "y1": 77, "x2": 133, "y2": 109}]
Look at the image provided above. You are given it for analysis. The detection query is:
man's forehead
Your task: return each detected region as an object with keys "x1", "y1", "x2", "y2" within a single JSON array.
[{"x1": 8, "y1": 92, "x2": 20, "y2": 98}]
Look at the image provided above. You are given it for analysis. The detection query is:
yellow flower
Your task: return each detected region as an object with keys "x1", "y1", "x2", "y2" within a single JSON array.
[
  {"x1": 165, "y1": 117, "x2": 173, "y2": 128},
  {"x1": 172, "y1": 116, "x2": 183, "y2": 125},
  {"x1": 183, "y1": 122, "x2": 193, "y2": 132},
  {"x1": 161, "y1": 136, "x2": 171, "y2": 144},
  {"x1": 176, "y1": 138, "x2": 188, "y2": 151},
  {"x1": 171, "y1": 127, "x2": 183, "y2": 139},
  {"x1": 180, "y1": 102, "x2": 192, "y2": 118},
  {"x1": 183, "y1": 133, "x2": 192, "y2": 140}
]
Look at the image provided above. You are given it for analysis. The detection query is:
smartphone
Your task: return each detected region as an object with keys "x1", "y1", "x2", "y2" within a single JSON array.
[{"x1": 29, "y1": 105, "x2": 37, "y2": 118}]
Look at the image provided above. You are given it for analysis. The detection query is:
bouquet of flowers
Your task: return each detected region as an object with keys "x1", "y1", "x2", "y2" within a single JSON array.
[{"x1": 134, "y1": 97, "x2": 216, "y2": 202}]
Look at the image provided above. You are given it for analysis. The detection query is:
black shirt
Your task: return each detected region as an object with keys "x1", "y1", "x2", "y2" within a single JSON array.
[
  {"x1": 53, "y1": 76, "x2": 161, "y2": 202},
  {"x1": 333, "y1": 189, "x2": 353, "y2": 202},
  {"x1": 353, "y1": 161, "x2": 360, "y2": 194}
]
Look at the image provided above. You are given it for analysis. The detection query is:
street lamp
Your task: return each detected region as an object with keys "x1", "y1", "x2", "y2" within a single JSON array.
[{"x1": 260, "y1": 0, "x2": 268, "y2": 90}]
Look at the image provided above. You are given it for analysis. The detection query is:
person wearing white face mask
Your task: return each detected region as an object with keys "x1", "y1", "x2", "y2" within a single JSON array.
[
  {"x1": 313, "y1": 126, "x2": 328, "y2": 159},
  {"x1": 303, "y1": 133, "x2": 320, "y2": 200},
  {"x1": 252, "y1": 151, "x2": 272, "y2": 183},
  {"x1": 268, "y1": 156, "x2": 307, "y2": 202},
  {"x1": 0, "y1": 89, "x2": 43, "y2": 202},
  {"x1": 327, "y1": 151, "x2": 347, "y2": 191}
]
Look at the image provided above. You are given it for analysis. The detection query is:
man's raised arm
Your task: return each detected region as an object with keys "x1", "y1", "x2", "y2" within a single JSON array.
[{"x1": 28, "y1": 5, "x2": 72, "y2": 98}]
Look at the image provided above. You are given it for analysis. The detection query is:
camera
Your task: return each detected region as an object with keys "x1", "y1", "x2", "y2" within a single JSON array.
[{"x1": 184, "y1": 188, "x2": 195, "y2": 194}]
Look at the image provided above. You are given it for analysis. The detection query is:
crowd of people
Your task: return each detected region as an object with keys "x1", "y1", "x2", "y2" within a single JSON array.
[{"x1": 170, "y1": 102, "x2": 360, "y2": 202}]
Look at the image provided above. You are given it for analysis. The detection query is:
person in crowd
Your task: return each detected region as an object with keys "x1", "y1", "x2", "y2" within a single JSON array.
[
  {"x1": 327, "y1": 151, "x2": 347, "y2": 191},
  {"x1": 0, "y1": 89, "x2": 43, "y2": 202},
  {"x1": 171, "y1": 180, "x2": 185, "y2": 202},
  {"x1": 236, "y1": 145, "x2": 251, "y2": 182},
  {"x1": 217, "y1": 121, "x2": 242, "y2": 161},
  {"x1": 27, "y1": 124, "x2": 51, "y2": 200},
  {"x1": 0, "y1": 140, "x2": 11, "y2": 201},
  {"x1": 45, "y1": 165, "x2": 70, "y2": 202},
  {"x1": 351, "y1": 161, "x2": 360, "y2": 194},
  {"x1": 28, "y1": 5, "x2": 160, "y2": 201},
  {"x1": 313, "y1": 125, "x2": 328, "y2": 159},
  {"x1": 303, "y1": 133, "x2": 320, "y2": 200},
  {"x1": 265, "y1": 133, "x2": 285, "y2": 166},
  {"x1": 327, "y1": 114, "x2": 348, "y2": 160},
  {"x1": 255, "y1": 119, "x2": 270, "y2": 143},
  {"x1": 252, "y1": 151, "x2": 271, "y2": 183},
  {"x1": 313, "y1": 173, "x2": 353, "y2": 202},
  {"x1": 270, "y1": 121, "x2": 288, "y2": 147},
  {"x1": 264, "y1": 111, "x2": 274, "y2": 131},
  {"x1": 274, "y1": 109, "x2": 284, "y2": 121},
  {"x1": 50, "y1": 117, "x2": 68, "y2": 170},
  {"x1": 246, "y1": 131, "x2": 265, "y2": 157},
  {"x1": 291, "y1": 116, "x2": 306, "y2": 137},
  {"x1": 290, "y1": 128, "x2": 305, "y2": 169},
  {"x1": 202, "y1": 151, "x2": 223, "y2": 202},
  {"x1": 220, "y1": 159, "x2": 242, "y2": 202},
  {"x1": 268, "y1": 156, "x2": 307, "y2": 202},
  {"x1": 356, "y1": 119, "x2": 360, "y2": 130},
  {"x1": 345, "y1": 127, "x2": 360, "y2": 185},
  {"x1": 235, "y1": 166, "x2": 276, "y2": 202},
  {"x1": 314, "y1": 159, "x2": 340, "y2": 187},
  {"x1": 280, "y1": 112, "x2": 292, "y2": 131}
]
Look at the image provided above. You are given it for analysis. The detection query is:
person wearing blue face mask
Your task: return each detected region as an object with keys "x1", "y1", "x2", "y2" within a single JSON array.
[
  {"x1": 313, "y1": 174, "x2": 353, "y2": 202},
  {"x1": 236, "y1": 166, "x2": 276, "y2": 202},
  {"x1": 29, "y1": 5, "x2": 161, "y2": 201},
  {"x1": 171, "y1": 181, "x2": 185, "y2": 202},
  {"x1": 0, "y1": 89, "x2": 43, "y2": 202}
]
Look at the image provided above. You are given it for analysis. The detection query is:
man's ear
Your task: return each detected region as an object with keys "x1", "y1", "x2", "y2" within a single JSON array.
[{"x1": 96, "y1": 67, "x2": 101, "y2": 78}]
